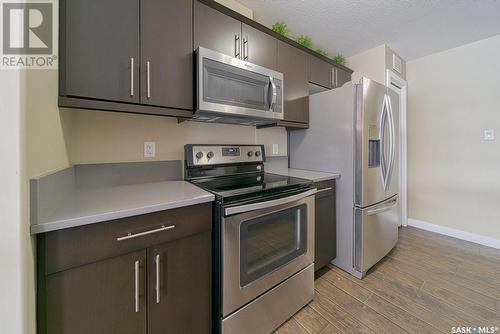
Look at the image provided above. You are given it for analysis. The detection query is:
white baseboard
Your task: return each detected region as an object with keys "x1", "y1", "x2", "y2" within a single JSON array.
[{"x1": 407, "y1": 218, "x2": 500, "y2": 250}]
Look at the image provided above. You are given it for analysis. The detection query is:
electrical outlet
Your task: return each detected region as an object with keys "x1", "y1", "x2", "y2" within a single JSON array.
[
  {"x1": 144, "y1": 141, "x2": 156, "y2": 158},
  {"x1": 484, "y1": 129, "x2": 495, "y2": 141},
  {"x1": 272, "y1": 144, "x2": 279, "y2": 155}
]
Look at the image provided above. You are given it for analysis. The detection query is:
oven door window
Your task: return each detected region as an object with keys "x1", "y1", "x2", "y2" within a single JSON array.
[
  {"x1": 203, "y1": 58, "x2": 271, "y2": 111},
  {"x1": 240, "y1": 204, "x2": 307, "y2": 287}
]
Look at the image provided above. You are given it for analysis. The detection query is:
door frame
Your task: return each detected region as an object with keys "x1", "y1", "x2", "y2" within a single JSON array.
[{"x1": 386, "y1": 69, "x2": 408, "y2": 227}]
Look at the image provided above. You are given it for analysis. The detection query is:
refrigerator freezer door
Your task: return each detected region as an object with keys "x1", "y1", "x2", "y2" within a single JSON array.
[
  {"x1": 355, "y1": 78, "x2": 399, "y2": 207},
  {"x1": 354, "y1": 195, "x2": 399, "y2": 275}
]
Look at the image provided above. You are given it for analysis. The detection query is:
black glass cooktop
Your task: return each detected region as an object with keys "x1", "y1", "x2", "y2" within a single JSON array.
[{"x1": 190, "y1": 172, "x2": 312, "y2": 202}]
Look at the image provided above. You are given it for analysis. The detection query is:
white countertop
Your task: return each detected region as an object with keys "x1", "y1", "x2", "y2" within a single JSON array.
[
  {"x1": 267, "y1": 168, "x2": 340, "y2": 182},
  {"x1": 31, "y1": 181, "x2": 214, "y2": 234}
]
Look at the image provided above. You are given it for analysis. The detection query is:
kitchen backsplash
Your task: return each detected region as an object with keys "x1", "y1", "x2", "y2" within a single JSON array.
[
  {"x1": 69, "y1": 109, "x2": 288, "y2": 164},
  {"x1": 27, "y1": 67, "x2": 288, "y2": 179}
]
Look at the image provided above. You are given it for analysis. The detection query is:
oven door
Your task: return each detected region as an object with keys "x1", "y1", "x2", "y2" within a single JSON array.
[
  {"x1": 222, "y1": 189, "x2": 315, "y2": 317},
  {"x1": 197, "y1": 47, "x2": 283, "y2": 121}
]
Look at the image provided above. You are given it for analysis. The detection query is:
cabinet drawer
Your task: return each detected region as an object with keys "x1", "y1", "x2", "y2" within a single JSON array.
[{"x1": 43, "y1": 203, "x2": 212, "y2": 274}]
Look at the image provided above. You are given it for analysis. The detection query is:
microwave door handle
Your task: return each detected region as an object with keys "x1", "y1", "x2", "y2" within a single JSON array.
[
  {"x1": 225, "y1": 189, "x2": 318, "y2": 216},
  {"x1": 269, "y1": 77, "x2": 277, "y2": 111}
]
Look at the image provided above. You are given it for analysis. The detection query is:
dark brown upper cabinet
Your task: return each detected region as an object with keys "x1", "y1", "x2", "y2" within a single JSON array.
[
  {"x1": 194, "y1": 1, "x2": 242, "y2": 58},
  {"x1": 309, "y1": 55, "x2": 352, "y2": 89},
  {"x1": 141, "y1": 0, "x2": 193, "y2": 110},
  {"x1": 61, "y1": 0, "x2": 140, "y2": 104},
  {"x1": 195, "y1": 2, "x2": 277, "y2": 70},
  {"x1": 60, "y1": 0, "x2": 193, "y2": 116},
  {"x1": 308, "y1": 54, "x2": 333, "y2": 89},
  {"x1": 277, "y1": 41, "x2": 309, "y2": 124},
  {"x1": 334, "y1": 67, "x2": 352, "y2": 88},
  {"x1": 241, "y1": 24, "x2": 277, "y2": 70}
]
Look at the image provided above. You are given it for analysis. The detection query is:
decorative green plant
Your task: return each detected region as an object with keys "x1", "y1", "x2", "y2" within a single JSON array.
[
  {"x1": 296, "y1": 35, "x2": 313, "y2": 49},
  {"x1": 314, "y1": 48, "x2": 328, "y2": 57},
  {"x1": 271, "y1": 21, "x2": 341, "y2": 61},
  {"x1": 332, "y1": 53, "x2": 346, "y2": 66},
  {"x1": 272, "y1": 22, "x2": 289, "y2": 36}
]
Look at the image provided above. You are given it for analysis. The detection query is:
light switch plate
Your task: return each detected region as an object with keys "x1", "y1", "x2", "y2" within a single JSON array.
[
  {"x1": 483, "y1": 129, "x2": 495, "y2": 141},
  {"x1": 144, "y1": 141, "x2": 156, "y2": 157},
  {"x1": 272, "y1": 144, "x2": 279, "y2": 155}
]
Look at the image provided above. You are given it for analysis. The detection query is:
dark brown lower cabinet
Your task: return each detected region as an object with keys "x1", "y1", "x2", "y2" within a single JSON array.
[
  {"x1": 47, "y1": 251, "x2": 147, "y2": 334},
  {"x1": 314, "y1": 180, "x2": 337, "y2": 271},
  {"x1": 148, "y1": 232, "x2": 211, "y2": 334},
  {"x1": 37, "y1": 203, "x2": 212, "y2": 334}
]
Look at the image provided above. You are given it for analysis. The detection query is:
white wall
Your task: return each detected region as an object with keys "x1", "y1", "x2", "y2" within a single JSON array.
[
  {"x1": 348, "y1": 44, "x2": 406, "y2": 84},
  {"x1": 407, "y1": 34, "x2": 500, "y2": 240},
  {"x1": 69, "y1": 109, "x2": 287, "y2": 165},
  {"x1": 347, "y1": 45, "x2": 386, "y2": 84},
  {"x1": 27, "y1": 71, "x2": 287, "y2": 177},
  {"x1": 0, "y1": 70, "x2": 34, "y2": 333}
]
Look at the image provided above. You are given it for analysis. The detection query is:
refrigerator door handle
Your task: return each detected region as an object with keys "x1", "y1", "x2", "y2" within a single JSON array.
[
  {"x1": 385, "y1": 94, "x2": 396, "y2": 190},
  {"x1": 366, "y1": 196, "x2": 398, "y2": 216},
  {"x1": 379, "y1": 96, "x2": 389, "y2": 191}
]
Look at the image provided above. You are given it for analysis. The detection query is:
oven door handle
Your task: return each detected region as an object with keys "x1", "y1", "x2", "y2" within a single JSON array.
[{"x1": 224, "y1": 188, "x2": 317, "y2": 216}]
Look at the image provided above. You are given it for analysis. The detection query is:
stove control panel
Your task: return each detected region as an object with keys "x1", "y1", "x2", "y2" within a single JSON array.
[{"x1": 185, "y1": 144, "x2": 265, "y2": 166}]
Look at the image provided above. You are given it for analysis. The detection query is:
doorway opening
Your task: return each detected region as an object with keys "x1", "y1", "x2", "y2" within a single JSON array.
[{"x1": 386, "y1": 69, "x2": 407, "y2": 227}]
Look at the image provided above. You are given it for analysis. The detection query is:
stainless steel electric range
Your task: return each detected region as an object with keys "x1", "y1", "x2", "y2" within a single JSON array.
[{"x1": 185, "y1": 144, "x2": 317, "y2": 334}]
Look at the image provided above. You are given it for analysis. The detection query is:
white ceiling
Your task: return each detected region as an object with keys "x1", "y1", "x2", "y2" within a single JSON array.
[{"x1": 237, "y1": 0, "x2": 500, "y2": 60}]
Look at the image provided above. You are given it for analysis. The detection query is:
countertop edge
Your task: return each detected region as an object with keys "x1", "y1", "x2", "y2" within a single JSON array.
[
  {"x1": 267, "y1": 169, "x2": 340, "y2": 182},
  {"x1": 30, "y1": 194, "x2": 215, "y2": 235}
]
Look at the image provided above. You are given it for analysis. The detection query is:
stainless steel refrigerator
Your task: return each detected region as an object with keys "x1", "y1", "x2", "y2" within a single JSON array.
[{"x1": 290, "y1": 77, "x2": 400, "y2": 278}]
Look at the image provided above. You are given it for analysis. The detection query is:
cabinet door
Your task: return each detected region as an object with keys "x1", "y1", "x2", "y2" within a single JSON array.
[
  {"x1": 277, "y1": 41, "x2": 309, "y2": 123},
  {"x1": 46, "y1": 251, "x2": 146, "y2": 334},
  {"x1": 309, "y1": 55, "x2": 332, "y2": 89},
  {"x1": 62, "y1": 0, "x2": 140, "y2": 103},
  {"x1": 141, "y1": 0, "x2": 193, "y2": 110},
  {"x1": 148, "y1": 231, "x2": 212, "y2": 334},
  {"x1": 195, "y1": 1, "x2": 242, "y2": 59},
  {"x1": 333, "y1": 67, "x2": 352, "y2": 88},
  {"x1": 241, "y1": 24, "x2": 277, "y2": 69},
  {"x1": 314, "y1": 185, "x2": 336, "y2": 271}
]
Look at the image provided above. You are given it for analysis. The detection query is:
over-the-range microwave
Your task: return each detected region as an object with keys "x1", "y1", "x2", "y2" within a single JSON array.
[{"x1": 195, "y1": 47, "x2": 284, "y2": 126}]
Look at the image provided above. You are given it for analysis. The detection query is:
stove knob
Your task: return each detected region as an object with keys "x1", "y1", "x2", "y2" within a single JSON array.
[
  {"x1": 207, "y1": 151, "x2": 214, "y2": 160},
  {"x1": 247, "y1": 151, "x2": 254, "y2": 157},
  {"x1": 255, "y1": 151, "x2": 261, "y2": 157},
  {"x1": 195, "y1": 152, "x2": 203, "y2": 160}
]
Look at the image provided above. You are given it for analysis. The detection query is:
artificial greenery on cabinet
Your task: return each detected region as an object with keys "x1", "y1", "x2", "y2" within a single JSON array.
[{"x1": 271, "y1": 20, "x2": 347, "y2": 66}]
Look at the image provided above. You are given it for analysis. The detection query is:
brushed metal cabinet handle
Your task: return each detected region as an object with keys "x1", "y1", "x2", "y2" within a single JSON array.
[
  {"x1": 332, "y1": 67, "x2": 337, "y2": 87},
  {"x1": 116, "y1": 225, "x2": 175, "y2": 241},
  {"x1": 243, "y1": 37, "x2": 248, "y2": 61},
  {"x1": 155, "y1": 254, "x2": 160, "y2": 304},
  {"x1": 234, "y1": 34, "x2": 240, "y2": 58},
  {"x1": 146, "y1": 61, "x2": 151, "y2": 99},
  {"x1": 134, "y1": 260, "x2": 139, "y2": 313},
  {"x1": 130, "y1": 58, "x2": 134, "y2": 97}
]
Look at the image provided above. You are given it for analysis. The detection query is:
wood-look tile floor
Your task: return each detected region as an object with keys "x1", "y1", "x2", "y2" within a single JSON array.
[{"x1": 275, "y1": 226, "x2": 500, "y2": 334}]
